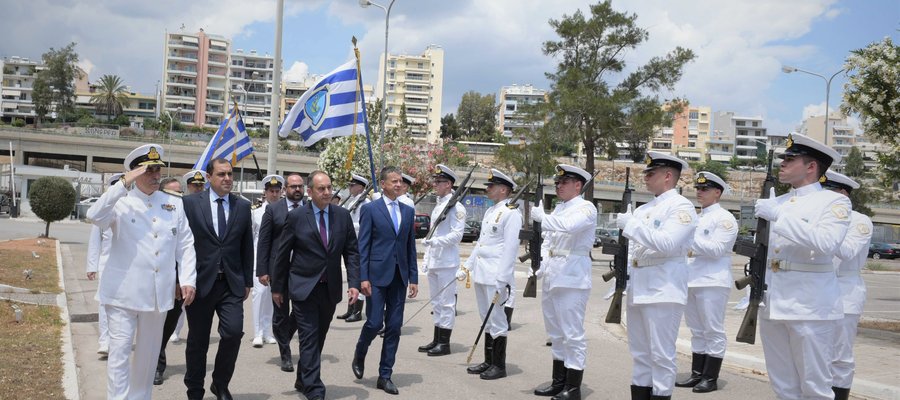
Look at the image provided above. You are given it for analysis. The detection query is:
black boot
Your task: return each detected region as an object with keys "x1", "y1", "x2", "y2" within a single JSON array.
[
  {"x1": 418, "y1": 326, "x2": 439, "y2": 353},
  {"x1": 480, "y1": 336, "x2": 507, "y2": 380},
  {"x1": 675, "y1": 352, "x2": 706, "y2": 387},
  {"x1": 345, "y1": 300, "x2": 363, "y2": 323},
  {"x1": 534, "y1": 359, "x2": 566, "y2": 396},
  {"x1": 336, "y1": 302, "x2": 353, "y2": 319},
  {"x1": 693, "y1": 356, "x2": 722, "y2": 393},
  {"x1": 467, "y1": 333, "x2": 493, "y2": 374},
  {"x1": 630, "y1": 385, "x2": 652, "y2": 400},
  {"x1": 427, "y1": 327, "x2": 451, "y2": 356},
  {"x1": 833, "y1": 386, "x2": 851, "y2": 400},
  {"x1": 650, "y1": 396, "x2": 671, "y2": 400},
  {"x1": 550, "y1": 368, "x2": 582, "y2": 400},
  {"x1": 505, "y1": 307, "x2": 514, "y2": 330}
]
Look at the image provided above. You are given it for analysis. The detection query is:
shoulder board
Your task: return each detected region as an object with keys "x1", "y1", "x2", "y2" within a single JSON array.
[
  {"x1": 506, "y1": 202, "x2": 520, "y2": 210},
  {"x1": 161, "y1": 188, "x2": 182, "y2": 198},
  {"x1": 251, "y1": 203, "x2": 262, "y2": 210}
]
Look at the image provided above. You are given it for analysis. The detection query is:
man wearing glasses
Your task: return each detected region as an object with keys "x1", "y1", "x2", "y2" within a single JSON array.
[{"x1": 616, "y1": 152, "x2": 697, "y2": 400}]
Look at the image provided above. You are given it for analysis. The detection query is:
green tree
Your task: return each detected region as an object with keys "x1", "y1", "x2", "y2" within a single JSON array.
[
  {"x1": 541, "y1": 1, "x2": 695, "y2": 200},
  {"x1": 28, "y1": 176, "x2": 77, "y2": 237},
  {"x1": 32, "y1": 43, "x2": 83, "y2": 124},
  {"x1": 91, "y1": 74, "x2": 130, "y2": 121},
  {"x1": 494, "y1": 102, "x2": 560, "y2": 186},
  {"x1": 844, "y1": 146, "x2": 865, "y2": 178},
  {"x1": 439, "y1": 113, "x2": 462, "y2": 140},
  {"x1": 456, "y1": 91, "x2": 499, "y2": 142},
  {"x1": 397, "y1": 103, "x2": 410, "y2": 135},
  {"x1": 692, "y1": 161, "x2": 729, "y2": 181},
  {"x1": 842, "y1": 37, "x2": 899, "y2": 146}
]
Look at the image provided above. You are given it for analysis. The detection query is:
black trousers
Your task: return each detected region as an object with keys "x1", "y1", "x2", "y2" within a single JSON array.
[
  {"x1": 272, "y1": 296, "x2": 297, "y2": 360},
  {"x1": 183, "y1": 279, "x2": 245, "y2": 398},
  {"x1": 156, "y1": 298, "x2": 184, "y2": 374},
  {"x1": 292, "y1": 282, "x2": 337, "y2": 398}
]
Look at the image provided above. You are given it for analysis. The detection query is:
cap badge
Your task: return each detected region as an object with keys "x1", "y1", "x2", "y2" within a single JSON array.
[
  {"x1": 645, "y1": 154, "x2": 652, "y2": 165},
  {"x1": 488, "y1": 171, "x2": 494, "y2": 180},
  {"x1": 148, "y1": 147, "x2": 160, "y2": 160},
  {"x1": 270, "y1": 177, "x2": 279, "y2": 186},
  {"x1": 819, "y1": 175, "x2": 827, "y2": 183},
  {"x1": 785, "y1": 135, "x2": 794, "y2": 148},
  {"x1": 193, "y1": 172, "x2": 204, "y2": 181},
  {"x1": 433, "y1": 166, "x2": 442, "y2": 174},
  {"x1": 697, "y1": 174, "x2": 707, "y2": 184},
  {"x1": 556, "y1": 167, "x2": 565, "y2": 176}
]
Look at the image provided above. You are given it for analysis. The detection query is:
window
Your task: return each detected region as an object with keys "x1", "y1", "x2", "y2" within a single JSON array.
[
  {"x1": 736, "y1": 121, "x2": 746, "y2": 126},
  {"x1": 752, "y1": 121, "x2": 759, "y2": 127},
  {"x1": 689, "y1": 111, "x2": 699, "y2": 119},
  {"x1": 738, "y1": 129, "x2": 747, "y2": 135},
  {"x1": 389, "y1": 72, "x2": 395, "y2": 80},
  {"x1": 418, "y1": 62, "x2": 424, "y2": 69},
  {"x1": 506, "y1": 104, "x2": 516, "y2": 111}
]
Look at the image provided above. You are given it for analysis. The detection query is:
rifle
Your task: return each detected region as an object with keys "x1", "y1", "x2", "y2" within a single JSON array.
[
  {"x1": 520, "y1": 173, "x2": 543, "y2": 298},
  {"x1": 601, "y1": 167, "x2": 633, "y2": 324},
  {"x1": 338, "y1": 188, "x2": 352, "y2": 207},
  {"x1": 424, "y1": 165, "x2": 477, "y2": 240},
  {"x1": 733, "y1": 149, "x2": 776, "y2": 345},
  {"x1": 347, "y1": 183, "x2": 374, "y2": 215}
]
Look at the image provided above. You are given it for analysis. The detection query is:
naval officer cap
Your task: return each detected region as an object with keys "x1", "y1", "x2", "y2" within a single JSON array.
[
  {"x1": 694, "y1": 171, "x2": 728, "y2": 192},
  {"x1": 432, "y1": 164, "x2": 458, "y2": 183},
  {"x1": 349, "y1": 173, "x2": 369, "y2": 186},
  {"x1": 107, "y1": 173, "x2": 124, "y2": 186},
  {"x1": 401, "y1": 173, "x2": 416, "y2": 186},
  {"x1": 262, "y1": 174, "x2": 285, "y2": 189},
  {"x1": 555, "y1": 164, "x2": 591, "y2": 184},
  {"x1": 183, "y1": 170, "x2": 208, "y2": 185},
  {"x1": 484, "y1": 168, "x2": 516, "y2": 190},
  {"x1": 643, "y1": 151, "x2": 689, "y2": 173},
  {"x1": 124, "y1": 144, "x2": 165, "y2": 171},
  {"x1": 779, "y1": 132, "x2": 842, "y2": 171},
  {"x1": 822, "y1": 170, "x2": 860, "y2": 193}
]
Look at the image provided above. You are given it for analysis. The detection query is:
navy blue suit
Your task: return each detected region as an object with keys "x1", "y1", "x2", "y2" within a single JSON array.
[{"x1": 354, "y1": 197, "x2": 417, "y2": 379}]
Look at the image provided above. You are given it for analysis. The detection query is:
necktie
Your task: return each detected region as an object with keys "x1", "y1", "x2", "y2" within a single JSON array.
[
  {"x1": 292, "y1": 202, "x2": 299, "y2": 209},
  {"x1": 390, "y1": 201, "x2": 400, "y2": 233},
  {"x1": 319, "y1": 210, "x2": 328, "y2": 248},
  {"x1": 216, "y1": 198, "x2": 226, "y2": 240}
]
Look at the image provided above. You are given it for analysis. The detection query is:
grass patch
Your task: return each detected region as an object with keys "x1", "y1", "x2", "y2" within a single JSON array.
[
  {"x1": 859, "y1": 319, "x2": 900, "y2": 334},
  {"x1": 865, "y1": 262, "x2": 900, "y2": 272},
  {"x1": 0, "y1": 238, "x2": 60, "y2": 293},
  {"x1": 0, "y1": 300, "x2": 65, "y2": 399}
]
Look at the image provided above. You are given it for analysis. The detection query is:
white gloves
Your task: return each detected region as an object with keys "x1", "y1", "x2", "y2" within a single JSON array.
[
  {"x1": 422, "y1": 238, "x2": 433, "y2": 247},
  {"x1": 495, "y1": 281, "x2": 509, "y2": 295},
  {"x1": 421, "y1": 264, "x2": 429, "y2": 274},
  {"x1": 455, "y1": 268, "x2": 467, "y2": 280},
  {"x1": 531, "y1": 268, "x2": 544, "y2": 279},
  {"x1": 530, "y1": 201, "x2": 546, "y2": 224},
  {"x1": 616, "y1": 204, "x2": 633, "y2": 229},
  {"x1": 754, "y1": 188, "x2": 781, "y2": 222}
]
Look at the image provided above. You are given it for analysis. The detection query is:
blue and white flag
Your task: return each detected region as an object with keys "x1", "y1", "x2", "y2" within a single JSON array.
[
  {"x1": 278, "y1": 59, "x2": 366, "y2": 146},
  {"x1": 193, "y1": 105, "x2": 253, "y2": 170}
]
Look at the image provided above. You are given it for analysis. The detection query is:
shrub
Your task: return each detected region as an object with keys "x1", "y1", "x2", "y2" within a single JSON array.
[
  {"x1": 12, "y1": 118, "x2": 26, "y2": 127},
  {"x1": 28, "y1": 176, "x2": 77, "y2": 237}
]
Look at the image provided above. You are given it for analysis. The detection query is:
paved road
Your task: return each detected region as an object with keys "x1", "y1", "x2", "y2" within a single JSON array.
[{"x1": 1, "y1": 216, "x2": 897, "y2": 399}]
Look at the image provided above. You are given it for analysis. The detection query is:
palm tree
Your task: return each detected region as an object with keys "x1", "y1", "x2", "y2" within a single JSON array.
[{"x1": 90, "y1": 74, "x2": 129, "y2": 121}]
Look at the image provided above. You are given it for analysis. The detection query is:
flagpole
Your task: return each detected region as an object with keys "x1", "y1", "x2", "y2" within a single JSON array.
[
  {"x1": 266, "y1": 0, "x2": 284, "y2": 175},
  {"x1": 353, "y1": 37, "x2": 380, "y2": 193}
]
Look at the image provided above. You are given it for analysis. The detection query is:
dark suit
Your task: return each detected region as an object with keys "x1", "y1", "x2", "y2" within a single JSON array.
[
  {"x1": 182, "y1": 190, "x2": 253, "y2": 398},
  {"x1": 256, "y1": 198, "x2": 303, "y2": 363},
  {"x1": 272, "y1": 202, "x2": 360, "y2": 398},
  {"x1": 354, "y1": 197, "x2": 417, "y2": 379}
]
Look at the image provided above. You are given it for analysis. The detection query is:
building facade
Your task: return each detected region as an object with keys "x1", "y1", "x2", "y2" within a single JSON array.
[
  {"x1": 160, "y1": 29, "x2": 231, "y2": 128},
  {"x1": 800, "y1": 114, "x2": 857, "y2": 164},
  {"x1": 229, "y1": 49, "x2": 274, "y2": 131},
  {"x1": 0, "y1": 56, "x2": 41, "y2": 124},
  {"x1": 497, "y1": 84, "x2": 547, "y2": 134},
  {"x1": 375, "y1": 45, "x2": 444, "y2": 142}
]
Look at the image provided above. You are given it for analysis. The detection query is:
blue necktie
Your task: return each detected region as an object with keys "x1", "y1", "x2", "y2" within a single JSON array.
[
  {"x1": 319, "y1": 210, "x2": 328, "y2": 248},
  {"x1": 390, "y1": 201, "x2": 400, "y2": 233},
  {"x1": 216, "y1": 198, "x2": 226, "y2": 240}
]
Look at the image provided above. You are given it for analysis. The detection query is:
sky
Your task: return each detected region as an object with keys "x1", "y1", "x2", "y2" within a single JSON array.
[{"x1": 1, "y1": 0, "x2": 897, "y2": 136}]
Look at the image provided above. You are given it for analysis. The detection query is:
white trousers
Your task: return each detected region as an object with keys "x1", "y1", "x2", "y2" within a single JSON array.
[
  {"x1": 98, "y1": 303, "x2": 109, "y2": 347},
  {"x1": 507, "y1": 277, "x2": 516, "y2": 308},
  {"x1": 251, "y1": 275, "x2": 273, "y2": 337},
  {"x1": 542, "y1": 287, "x2": 589, "y2": 370},
  {"x1": 627, "y1": 302, "x2": 684, "y2": 396},
  {"x1": 760, "y1": 317, "x2": 835, "y2": 399},
  {"x1": 832, "y1": 313, "x2": 861, "y2": 389},
  {"x1": 105, "y1": 305, "x2": 166, "y2": 400},
  {"x1": 684, "y1": 286, "x2": 729, "y2": 358},
  {"x1": 427, "y1": 268, "x2": 458, "y2": 329},
  {"x1": 474, "y1": 282, "x2": 510, "y2": 338}
]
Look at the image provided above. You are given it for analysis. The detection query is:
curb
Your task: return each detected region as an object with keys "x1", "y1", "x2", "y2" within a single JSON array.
[{"x1": 56, "y1": 241, "x2": 81, "y2": 400}]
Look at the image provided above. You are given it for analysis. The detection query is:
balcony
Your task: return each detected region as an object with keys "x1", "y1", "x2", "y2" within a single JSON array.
[{"x1": 167, "y1": 39, "x2": 199, "y2": 49}]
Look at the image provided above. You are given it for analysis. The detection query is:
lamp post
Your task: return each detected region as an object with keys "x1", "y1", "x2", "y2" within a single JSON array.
[
  {"x1": 167, "y1": 107, "x2": 182, "y2": 176},
  {"x1": 781, "y1": 65, "x2": 844, "y2": 145},
  {"x1": 360, "y1": 0, "x2": 397, "y2": 171}
]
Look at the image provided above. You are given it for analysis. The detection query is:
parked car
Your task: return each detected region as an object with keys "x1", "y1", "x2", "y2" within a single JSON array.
[
  {"x1": 414, "y1": 214, "x2": 431, "y2": 239},
  {"x1": 594, "y1": 228, "x2": 619, "y2": 248},
  {"x1": 463, "y1": 220, "x2": 481, "y2": 243},
  {"x1": 868, "y1": 242, "x2": 899, "y2": 260},
  {"x1": 79, "y1": 197, "x2": 100, "y2": 205}
]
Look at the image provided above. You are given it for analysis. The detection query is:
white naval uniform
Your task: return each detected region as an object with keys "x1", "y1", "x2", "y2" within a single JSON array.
[
  {"x1": 423, "y1": 192, "x2": 466, "y2": 329},
  {"x1": 758, "y1": 182, "x2": 850, "y2": 400},
  {"x1": 399, "y1": 193, "x2": 415, "y2": 209},
  {"x1": 251, "y1": 202, "x2": 274, "y2": 339},
  {"x1": 831, "y1": 210, "x2": 872, "y2": 389},
  {"x1": 539, "y1": 196, "x2": 597, "y2": 370},
  {"x1": 685, "y1": 203, "x2": 737, "y2": 359},
  {"x1": 86, "y1": 224, "x2": 112, "y2": 349},
  {"x1": 345, "y1": 193, "x2": 370, "y2": 302},
  {"x1": 86, "y1": 181, "x2": 197, "y2": 400},
  {"x1": 463, "y1": 198, "x2": 522, "y2": 338},
  {"x1": 621, "y1": 188, "x2": 697, "y2": 396}
]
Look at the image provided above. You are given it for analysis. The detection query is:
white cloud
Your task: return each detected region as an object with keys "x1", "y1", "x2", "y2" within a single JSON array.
[
  {"x1": 283, "y1": 61, "x2": 309, "y2": 83},
  {"x1": 77, "y1": 59, "x2": 95, "y2": 78}
]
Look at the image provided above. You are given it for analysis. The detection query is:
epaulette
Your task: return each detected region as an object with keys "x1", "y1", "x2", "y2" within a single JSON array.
[
  {"x1": 506, "y1": 203, "x2": 520, "y2": 210},
  {"x1": 251, "y1": 202, "x2": 262, "y2": 210},
  {"x1": 161, "y1": 188, "x2": 182, "y2": 198}
]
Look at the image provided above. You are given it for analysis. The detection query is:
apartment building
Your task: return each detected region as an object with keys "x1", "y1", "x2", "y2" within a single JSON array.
[
  {"x1": 672, "y1": 105, "x2": 711, "y2": 162},
  {"x1": 711, "y1": 111, "x2": 768, "y2": 162},
  {"x1": 0, "y1": 56, "x2": 41, "y2": 124},
  {"x1": 160, "y1": 29, "x2": 231, "y2": 128},
  {"x1": 375, "y1": 45, "x2": 444, "y2": 142},
  {"x1": 497, "y1": 84, "x2": 547, "y2": 134},
  {"x1": 230, "y1": 49, "x2": 274, "y2": 130},
  {"x1": 800, "y1": 114, "x2": 857, "y2": 163}
]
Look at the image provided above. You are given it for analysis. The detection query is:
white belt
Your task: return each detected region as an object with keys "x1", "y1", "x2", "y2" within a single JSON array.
[
  {"x1": 548, "y1": 248, "x2": 592, "y2": 257},
  {"x1": 837, "y1": 269, "x2": 860, "y2": 277},
  {"x1": 770, "y1": 259, "x2": 834, "y2": 273},
  {"x1": 632, "y1": 256, "x2": 684, "y2": 268}
]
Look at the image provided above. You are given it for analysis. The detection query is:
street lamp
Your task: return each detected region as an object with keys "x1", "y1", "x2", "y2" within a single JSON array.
[
  {"x1": 167, "y1": 106, "x2": 182, "y2": 176},
  {"x1": 360, "y1": 0, "x2": 397, "y2": 171},
  {"x1": 781, "y1": 65, "x2": 844, "y2": 145}
]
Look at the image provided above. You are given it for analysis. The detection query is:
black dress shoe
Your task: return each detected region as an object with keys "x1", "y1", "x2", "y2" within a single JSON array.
[
  {"x1": 153, "y1": 370, "x2": 163, "y2": 385},
  {"x1": 377, "y1": 377, "x2": 399, "y2": 395},
  {"x1": 352, "y1": 354, "x2": 365, "y2": 379},
  {"x1": 280, "y1": 357, "x2": 295, "y2": 372},
  {"x1": 294, "y1": 376, "x2": 304, "y2": 392},
  {"x1": 210, "y1": 383, "x2": 233, "y2": 400}
]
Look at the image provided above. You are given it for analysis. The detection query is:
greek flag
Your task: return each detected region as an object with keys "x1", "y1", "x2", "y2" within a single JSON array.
[
  {"x1": 278, "y1": 59, "x2": 366, "y2": 146},
  {"x1": 193, "y1": 105, "x2": 253, "y2": 170}
]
